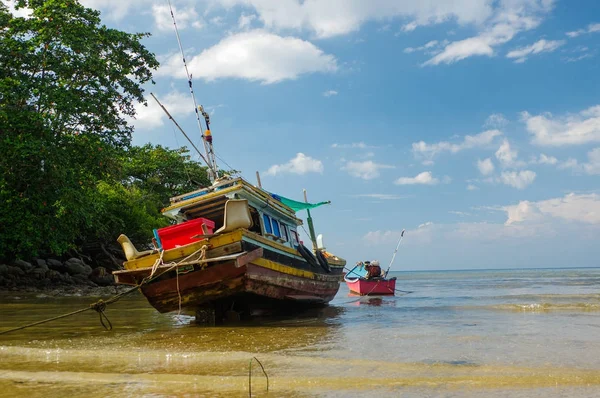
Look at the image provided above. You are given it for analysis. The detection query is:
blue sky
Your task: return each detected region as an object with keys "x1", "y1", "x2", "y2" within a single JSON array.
[{"x1": 12, "y1": 0, "x2": 600, "y2": 270}]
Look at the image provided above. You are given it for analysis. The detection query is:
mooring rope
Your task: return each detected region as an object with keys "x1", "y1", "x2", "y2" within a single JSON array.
[{"x1": 0, "y1": 246, "x2": 208, "y2": 336}]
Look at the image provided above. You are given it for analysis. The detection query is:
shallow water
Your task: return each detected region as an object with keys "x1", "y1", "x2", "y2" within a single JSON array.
[{"x1": 2, "y1": 268, "x2": 600, "y2": 397}]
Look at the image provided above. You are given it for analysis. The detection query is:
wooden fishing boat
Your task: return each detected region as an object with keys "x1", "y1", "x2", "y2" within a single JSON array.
[
  {"x1": 113, "y1": 177, "x2": 346, "y2": 320},
  {"x1": 112, "y1": 6, "x2": 345, "y2": 322},
  {"x1": 344, "y1": 258, "x2": 399, "y2": 296},
  {"x1": 344, "y1": 231, "x2": 405, "y2": 296},
  {"x1": 345, "y1": 276, "x2": 397, "y2": 296}
]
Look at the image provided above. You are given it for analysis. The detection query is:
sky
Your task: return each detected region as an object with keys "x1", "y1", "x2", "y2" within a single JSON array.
[{"x1": 9, "y1": 0, "x2": 600, "y2": 270}]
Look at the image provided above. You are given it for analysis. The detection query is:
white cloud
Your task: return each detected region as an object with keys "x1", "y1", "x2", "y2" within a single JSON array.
[
  {"x1": 583, "y1": 148, "x2": 600, "y2": 175},
  {"x1": 521, "y1": 105, "x2": 600, "y2": 146},
  {"x1": 363, "y1": 194, "x2": 600, "y2": 267},
  {"x1": 131, "y1": 91, "x2": 193, "y2": 129},
  {"x1": 80, "y1": 0, "x2": 144, "y2": 20},
  {"x1": 404, "y1": 40, "x2": 449, "y2": 54},
  {"x1": 265, "y1": 153, "x2": 323, "y2": 176},
  {"x1": 557, "y1": 158, "x2": 579, "y2": 171},
  {"x1": 412, "y1": 129, "x2": 502, "y2": 160},
  {"x1": 505, "y1": 193, "x2": 600, "y2": 225},
  {"x1": 365, "y1": 222, "x2": 435, "y2": 245},
  {"x1": 394, "y1": 171, "x2": 439, "y2": 185},
  {"x1": 331, "y1": 142, "x2": 371, "y2": 149},
  {"x1": 450, "y1": 211, "x2": 471, "y2": 216},
  {"x1": 467, "y1": 184, "x2": 479, "y2": 191},
  {"x1": 4, "y1": 0, "x2": 32, "y2": 17},
  {"x1": 342, "y1": 160, "x2": 394, "y2": 180},
  {"x1": 323, "y1": 90, "x2": 338, "y2": 97},
  {"x1": 530, "y1": 153, "x2": 558, "y2": 165},
  {"x1": 364, "y1": 230, "x2": 404, "y2": 245},
  {"x1": 499, "y1": 170, "x2": 536, "y2": 189},
  {"x1": 477, "y1": 158, "x2": 495, "y2": 176},
  {"x1": 495, "y1": 139, "x2": 525, "y2": 168},
  {"x1": 423, "y1": 0, "x2": 554, "y2": 66},
  {"x1": 558, "y1": 147, "x2": 600, "y2": 175},
  {"x1": 238, "y1": 13, "x2": 257, "y2": 29},
  {"x1": 506, "y1": 39, "x2": 565, "y2": 63},
  {"x1": 157, "y1": 30, "x2": 337, "y2": 84},
  {"x1": 484, "y1": 113, "x2": 509, "y2": 128},
  {"x1": 566, "y1": 22, "x2": 600, "y2": 38},
  {"x1": 152, "y1": 3, "x2": 203, "y2": 31},
  {"x1": 210, "y1": 0, "x2": 494, "y2": 39}
]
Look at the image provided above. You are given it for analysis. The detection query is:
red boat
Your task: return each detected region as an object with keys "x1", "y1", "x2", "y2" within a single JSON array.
[
  {"x1": 344, "y1": 260, "x2": 397, "y2": 296},
  {"x1": 345, "y1": 276, "x2": 397, "y2": 296}
]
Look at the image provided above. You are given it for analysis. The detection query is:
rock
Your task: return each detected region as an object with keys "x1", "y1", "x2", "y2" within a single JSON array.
[
  {"x1": 60, "y1": 273, "x2": 74, "y2": 285},
  {"x1": 89, "y1": 267, "x2": 114, "y2": 286},
  {"x1": 6, "y1": 265, "x2": 25, "y2": 277},
  {"x1": 72, "y1": 273, "x2": 95, "y2": 285},
  {"x1": 63, "y1": 258, "x2": 93, "y2": 276},
  {"x1": 0, "y1": 264, "x2": 8, "y2": 275},
  {"x1": 46, "y1": 269, "x2": 61, "y2": 280},
  {"x1": 47, "y1": 259, "x2": 66, "y2": 272},
  {"x1": 34, "y1": 259, "x2": 49, "y2": 272},
  {"x1": 13, "y1": 259, "x2": 33, "y2": 273},
  {"x1": 31, "y1": 268, "x2": 47, "y2": 279}
]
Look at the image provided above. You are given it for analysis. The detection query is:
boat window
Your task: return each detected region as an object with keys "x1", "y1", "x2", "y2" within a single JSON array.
[
  {"x1": 262, "y1": 214, "x2": 272, "y2": 234},
  {"x1": 272, "y1": 218, "x2": 281, "y2": 238},
  {"x1": 290, "y1": 230, "x2": 299, "y2": 246},
  {"x1": 280, "y1": 223, "x2": 289, "y2": 242}
]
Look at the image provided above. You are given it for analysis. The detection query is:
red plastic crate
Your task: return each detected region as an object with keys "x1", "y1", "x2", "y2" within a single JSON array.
[{"x1": 157, "y1": 218, "x2": 215, "y2": 250}]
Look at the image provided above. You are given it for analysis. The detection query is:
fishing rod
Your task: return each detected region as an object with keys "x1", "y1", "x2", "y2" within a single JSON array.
[
  {"x1": 150, "y1": 93, "x2": 211, "y2": 168},
  {"x1": 167, "y1": 0, "x2": 219, "y2": 181},
  {"x1": 384, "y1": 229, "x2": 405, "y2": 278}
]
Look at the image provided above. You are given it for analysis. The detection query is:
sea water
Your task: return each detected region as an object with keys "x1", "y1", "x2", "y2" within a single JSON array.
[{"x1": 1, "y1": 267, "x2": 600, "y2": 397}]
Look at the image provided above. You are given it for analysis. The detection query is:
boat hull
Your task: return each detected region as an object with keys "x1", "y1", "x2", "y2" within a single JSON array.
[
  {"x1": 346, "y1": 277, "x2": 397, "y2": 296},
  {"x1": 140, "y1": 259, "x2": 342, "y2": 314},
  {"x1": 113, "y1": 230, "x2": 345, "y2": 316}
]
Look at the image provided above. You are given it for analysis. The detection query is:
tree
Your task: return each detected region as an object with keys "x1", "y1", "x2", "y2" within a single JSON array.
[
  {"x1": 85, "y1": 145, "x2": 212, "y2": 247},
  {"x1": 0, "y1": 0, "x2": 159, "y2": 259}
]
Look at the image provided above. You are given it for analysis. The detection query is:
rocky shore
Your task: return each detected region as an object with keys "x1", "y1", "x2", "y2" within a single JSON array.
[{"x1": 0, "y1": 257, "x2": 131, "y2": 297}]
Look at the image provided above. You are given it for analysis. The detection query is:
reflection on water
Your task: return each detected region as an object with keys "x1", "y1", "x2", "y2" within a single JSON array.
[{"x1": 2, "y1": 268, "x2": 600, "y2": 397}]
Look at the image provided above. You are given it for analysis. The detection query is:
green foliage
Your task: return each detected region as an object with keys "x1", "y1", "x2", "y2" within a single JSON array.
[
  {"x1": 84, "y1": 145, "x2": 212, "y2": 248},
  {"x1": 0, "y1": 0, "x2": 163, "y2": 259}
]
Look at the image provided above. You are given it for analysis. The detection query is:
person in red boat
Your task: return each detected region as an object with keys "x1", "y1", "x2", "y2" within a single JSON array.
[{"x1": 364, "y1": 260, "x2": 382, "y2": 279}]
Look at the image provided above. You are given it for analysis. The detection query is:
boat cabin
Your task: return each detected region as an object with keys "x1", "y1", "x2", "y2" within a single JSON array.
[{"x1": 156, "y1": 177, "x2": 303, "y2": 251}]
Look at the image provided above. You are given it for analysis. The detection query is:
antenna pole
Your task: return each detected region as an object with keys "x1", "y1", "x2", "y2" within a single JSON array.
[
  {"x1": 255, "y1": 171, "x2": 262, "y2": 188},
  {"x1": 167, "y1": 0, "x2": 218, "y2": 181},
  {"x1": 150, "y1": 93, "x2": 211, "y2": 168}
]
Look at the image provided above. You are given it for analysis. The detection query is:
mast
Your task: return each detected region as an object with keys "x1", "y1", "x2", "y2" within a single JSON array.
[
  {"x1": 167, "y1": 0, "x2": 219, "y2": 182},
  {"x1": 303, "y1": 189, "x2": 319, "y2": 250}
]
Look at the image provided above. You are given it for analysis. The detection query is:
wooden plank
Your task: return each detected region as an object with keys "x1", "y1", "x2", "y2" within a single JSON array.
[
  {"x1": 122, "y1": 230, "x2": 243, "y2": 270},
  {"x1": 162, "y1": 184, "x2": 241, "y2": 213},
  {"x1": 115, "y1": 250, "x2": 252, "y2": 279},
  {"x1": 207, "y1": 241, "x2": 242, "y2": 258},
  {"x1": 234, "y1": 248, "x2": 263, "y2": 268}
]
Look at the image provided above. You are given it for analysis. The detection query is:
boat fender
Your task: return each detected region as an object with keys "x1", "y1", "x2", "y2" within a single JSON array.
[
  {"x1": 296, "y1": 244, "x2": 319, "y2": 268},
  {"x1": 316, "y1": 250, "x2": 331, "y2": 273}
]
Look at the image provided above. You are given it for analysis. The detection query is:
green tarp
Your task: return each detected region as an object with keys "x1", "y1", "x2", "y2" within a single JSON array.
[{"x1": 269, "y1": 193, "x2": 330, "y2": 212}]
